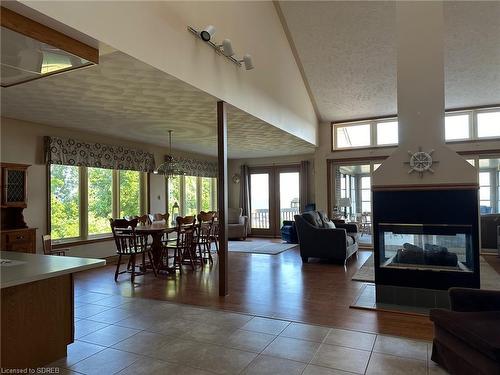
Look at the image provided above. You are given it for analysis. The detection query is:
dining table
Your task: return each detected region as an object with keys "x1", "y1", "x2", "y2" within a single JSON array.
[{"x1": 135, "y1": 223, "x2": 176, "y2": 272}]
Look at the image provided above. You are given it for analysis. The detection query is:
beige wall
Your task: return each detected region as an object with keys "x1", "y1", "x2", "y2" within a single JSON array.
[
  {"x1": 228, "y1": 154, "x2": 315, "y2": 210},
  {"x1": 15, "y1": 0, "x2": 318, "y2": 145},
  {"x1": 0, "y1": 117, "x2": 215, "y2": 258}
]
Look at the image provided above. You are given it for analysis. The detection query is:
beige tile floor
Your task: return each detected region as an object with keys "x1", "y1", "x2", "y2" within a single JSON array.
[{"x1": 44, "y1": 290, "x2": 449, "y2": 375}]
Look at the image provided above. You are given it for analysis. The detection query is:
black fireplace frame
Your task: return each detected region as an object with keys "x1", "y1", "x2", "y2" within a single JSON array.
[{"x1": 372, "y1": 187, "x2": 480, "y2": 290}]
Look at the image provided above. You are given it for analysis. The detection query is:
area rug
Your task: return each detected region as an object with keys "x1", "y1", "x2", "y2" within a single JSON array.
[
  {"x1": 228, "y1": 240, "x2": 297, "y2": 255},
  {"x1": 352, "y1": 253, "x2": 500, "y2": 290}
]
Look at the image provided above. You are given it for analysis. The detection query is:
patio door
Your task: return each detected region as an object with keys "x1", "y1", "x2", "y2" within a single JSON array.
[{"x1": 249, "y1": 166, "x2": 301, "y2": 237}]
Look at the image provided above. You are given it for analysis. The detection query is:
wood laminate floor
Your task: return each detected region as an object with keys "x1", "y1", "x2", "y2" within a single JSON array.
[{"x1": 74, "y1": 241, "x2": 448, "y2": 341}]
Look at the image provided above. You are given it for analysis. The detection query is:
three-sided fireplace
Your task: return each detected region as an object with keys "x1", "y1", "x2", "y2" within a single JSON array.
[{"x1": 372, "y1": 187, "x2": 480, "y2": 308}]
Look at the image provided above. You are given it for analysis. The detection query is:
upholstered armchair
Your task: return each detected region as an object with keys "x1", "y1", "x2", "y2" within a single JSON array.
[
  {"x1": 294, "y1": 211, "x2": 358, "y2": 264},
  {"x1": 227, "y1": 208, "x2": 248, "y2": 240},
  {"x1": 430, "y1": 288, "x2": 500, "y2": 375}
]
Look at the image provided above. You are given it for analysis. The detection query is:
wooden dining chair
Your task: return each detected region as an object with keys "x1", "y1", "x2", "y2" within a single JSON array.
[
  {"x1": 110, "y1": 218, "x2": 157, "y2": 282},
  {"x1": 196, "y1": 211, "x2": 215, "y2": 264},
  {"x1": 208, "y1": 211, "x2": 219, "y2": 255},
  {"x1": 41, "y1": 234, "x2": 69, "y2": 256},
  {"x1": 166, "y1": 215, "x2": 197, "y2": 271}
]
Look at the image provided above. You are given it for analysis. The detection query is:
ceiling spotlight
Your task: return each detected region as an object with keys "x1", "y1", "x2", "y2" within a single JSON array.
[
  {"x1": 200, "y1": 25, "x2": 216, "y2": 42},
  {"x1": 219, "y1": 39, "x2": 234, "y2": 57},
  {"x1": 241, "y1": 54, "x2": 254, "y2": 70}
]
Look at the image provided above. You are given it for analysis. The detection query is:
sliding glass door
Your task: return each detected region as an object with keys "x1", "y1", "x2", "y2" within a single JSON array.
[{"x1": 249, "y1": 166, "x2": 301, "y2": 237}]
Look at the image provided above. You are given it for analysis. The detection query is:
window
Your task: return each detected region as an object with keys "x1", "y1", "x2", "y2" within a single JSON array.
[
  {"x1": 332, "y1": 106, "x2": 499, "y2": 150},
  {"x1": 376, "y1": 121, "x2": 398, "y2": 145},
  {"x1": 167, "y1": 175, "x2": 217, "y2": 217},
  {"x1": 168, "y1": 175, "x2": 181, "y2": 214},
  {"x1": 87, "y1": 167, "x2": 112, "y2": 235},
  {"x1": 479, "y1": 172, "x2": 492, "y2": 213},
  {"x1": 119, "y1": 170, "x2": 141, "y2": 218},
  {"x1": 201, "y1": 177, "x2": 214, "y2": 212},
  {"x1": 361, "y1": 176, "x2": 372, "y2": 213},
  {"x1": 477, "y1": 110, "x2": 500, "y2": 138},
  {"x1": 49, "y1": 166, "x2": 147, "y2": 241},
  {"x1": 336, "y1": 123, "x2": 371, "y2": 148},
  {"x1": 50, "y1": 165, "x2": 80, "y2": 240},
  {"x1": 445, "y1": 113, "x2": 470, "y2": 141},
  {"x1": 184, "y1": 176, "x2": 198, "y2": 216}
]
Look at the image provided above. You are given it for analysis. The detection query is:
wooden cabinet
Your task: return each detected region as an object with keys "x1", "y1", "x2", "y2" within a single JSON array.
[
  {"x1": 1, "y1": 163, "x2": 36, "y2": 253},
  {"x1": 1, "y1": 163, "x2": 28, "y2": 207}
]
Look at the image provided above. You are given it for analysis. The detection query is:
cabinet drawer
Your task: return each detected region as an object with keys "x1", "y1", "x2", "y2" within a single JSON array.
[
  {"x1": 1, "y1": 229, "x2": 36, "y2": 253},
  {"x1": 5, "y1": 231, "x2": 34, "y2": 244}
]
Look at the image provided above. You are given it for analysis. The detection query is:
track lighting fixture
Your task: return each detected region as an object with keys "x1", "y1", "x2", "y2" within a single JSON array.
[
  {"x1": 199, "y1": 25, "x2": 216, "y2": 42},
  {"x1": 240, "y1": 54, "x2": 254, "y2": 70},
  {"x1": 219, "y1": 39, "x2": 234, "y2": 57},
  {"x1": 187, "y1": 25, "x2": 255, "y2": 70}
]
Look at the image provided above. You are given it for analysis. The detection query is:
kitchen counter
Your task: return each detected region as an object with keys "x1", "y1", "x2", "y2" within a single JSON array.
[
  {"x1": 1, "y1": 251, "x2": 106, "y2": 369},
  {"x1": 1, "y1": 251, "x2": 105, "y2": 288}
]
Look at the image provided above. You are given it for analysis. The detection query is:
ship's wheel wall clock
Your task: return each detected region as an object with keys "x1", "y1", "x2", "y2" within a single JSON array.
[{"x1": 404, "y1": 146, "x2": 439, "y2": 177}]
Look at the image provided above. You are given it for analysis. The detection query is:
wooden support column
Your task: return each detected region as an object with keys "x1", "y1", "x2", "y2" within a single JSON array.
[{"x1": 217, "y1": 101, "x2": 229, "y2": 296}]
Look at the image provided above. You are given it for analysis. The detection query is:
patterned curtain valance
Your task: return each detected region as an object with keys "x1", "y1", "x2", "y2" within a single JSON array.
[
  {"x1": 168, "y1": 155, "x2": 218, "y2": 178},
  {"x1": 45, "y1": 136, "x2": 156, "y2": 173}
]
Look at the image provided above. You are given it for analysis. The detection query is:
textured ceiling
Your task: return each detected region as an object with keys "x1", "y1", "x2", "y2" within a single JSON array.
[
  {"x1": 1, "y1": 51, "x2": 315, "y2": 158},
  {"x1": 279, "y1": 1, "x2": 500, "y2": 122}
]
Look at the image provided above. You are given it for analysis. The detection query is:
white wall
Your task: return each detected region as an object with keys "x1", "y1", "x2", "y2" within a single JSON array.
[
  {"x1": 373, "y1": 1, "x2": 477, "y2": 187},
  {"x1": 0, "y1": 117, "x2": 215, "y2": 258},
  {"x1": 14, "y1": 0, "x2": 318, "y2": 145}
]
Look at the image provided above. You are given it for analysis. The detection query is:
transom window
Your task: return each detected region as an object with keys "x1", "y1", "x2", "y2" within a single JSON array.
[
  {"x1": 49, "y1": 165, "x2": 147, "y2": 241},
  {"x1": 332, "y1": 106, "x2": 499, "y2": 150}
]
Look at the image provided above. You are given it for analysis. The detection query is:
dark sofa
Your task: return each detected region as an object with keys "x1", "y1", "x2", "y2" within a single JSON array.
[
  {"x1": 294, "y1": 211, "x2": 358, "y2": 264},
  {"x1": 430, "y1": 288, "x2": 500, "y2": 375}
]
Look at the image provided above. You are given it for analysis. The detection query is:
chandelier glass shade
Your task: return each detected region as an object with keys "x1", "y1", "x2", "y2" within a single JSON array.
[{"x1": 153, "y1": 130, "x2": 184, "y2": 179}]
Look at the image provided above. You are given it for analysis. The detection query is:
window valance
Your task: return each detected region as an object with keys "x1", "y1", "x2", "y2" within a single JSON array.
[
  {"x1": 45, "y1": 136, "x2": 155, "y2": 173},
  {"x1": 168, "y1": 155, "x2": 218, "y2": 178}
]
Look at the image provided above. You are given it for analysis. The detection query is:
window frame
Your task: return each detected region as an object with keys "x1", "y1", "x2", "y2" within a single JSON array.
[
  {"x1": 331, "y1": 106, "x2": 500, "y2": 151},
  {"x1": 48, "y1": 165, "x2": 148, "y2": 244}
]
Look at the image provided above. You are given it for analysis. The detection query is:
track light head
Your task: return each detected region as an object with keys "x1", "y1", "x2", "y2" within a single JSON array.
[
  {"x1": 242, "y1": 54, "x2": 254, "y2": 70},
  {"x1": 220, "y1": 39, "x2": 234, "y2": 57},
  {"x1": 200, "y1": 25, "x2": 216, "y2": 42}
]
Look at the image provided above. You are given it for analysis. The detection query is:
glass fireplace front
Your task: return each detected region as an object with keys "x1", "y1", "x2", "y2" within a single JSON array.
[{"x1": 378, "y1": 223, "x2": 474, "y2": 273}]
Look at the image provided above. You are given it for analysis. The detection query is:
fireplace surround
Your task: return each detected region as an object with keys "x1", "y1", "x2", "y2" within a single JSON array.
[{"x1": 372, "y1": 187, "x2": 480, "y2": 308}]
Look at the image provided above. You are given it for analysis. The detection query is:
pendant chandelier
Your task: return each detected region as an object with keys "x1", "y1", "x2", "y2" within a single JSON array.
[{"x1": 153, "y1": 130, "x2": 184, "y2": 179}]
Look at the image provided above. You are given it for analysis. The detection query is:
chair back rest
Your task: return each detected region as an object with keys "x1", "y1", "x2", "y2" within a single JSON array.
[
  {"x1": 109, "y1": 218, "x2": 139, "y2": 254},
  {"x1": 197, "y1": 211, "x2": 215, "y2": 238},
  {"x1": 135, "y1": 214, "x2": 151, "y2": 226},
  {"x1": 42, "y1": 234, "x2": 52, "y2": 255},
  {"x1": 176, "y1": 215, "x2": 196, "y2": 229},
  {"x1": 153, "y1": 213, "x2": 170, "y2": 223}
]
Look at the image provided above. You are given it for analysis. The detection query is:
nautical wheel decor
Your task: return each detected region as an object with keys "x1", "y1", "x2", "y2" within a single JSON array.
[{"x1": 405, "y1": 147, "x2": 439, "y2": 177}]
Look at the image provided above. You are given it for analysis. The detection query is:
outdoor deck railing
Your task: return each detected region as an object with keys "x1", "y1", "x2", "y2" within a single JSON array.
[{"x1": 251, "y1": 208, "x2": 299, "y2": 229}]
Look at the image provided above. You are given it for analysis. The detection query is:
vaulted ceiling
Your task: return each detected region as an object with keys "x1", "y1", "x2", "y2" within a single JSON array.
[
  {"x1": 279, "y1": 1, "x2": 500, "y2": 122},
  {"x1": 1, "y1": 51, "x2": 315, "y2": 158}
]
